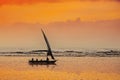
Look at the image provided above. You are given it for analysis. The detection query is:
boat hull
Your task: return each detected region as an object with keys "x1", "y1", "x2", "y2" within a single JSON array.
[{"x1": 29, "y1": 60, "x2": 56, "y2": 65}]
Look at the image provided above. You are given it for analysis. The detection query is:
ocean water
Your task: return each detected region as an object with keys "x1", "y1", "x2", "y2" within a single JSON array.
[{"x1": 0, "y1": 56, "x2": 120, "y2": 80}]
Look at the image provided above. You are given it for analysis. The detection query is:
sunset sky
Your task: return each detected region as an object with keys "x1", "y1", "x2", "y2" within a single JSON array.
[{"x1": 0, "y1": 0, "x2": 120, "y2": 51}]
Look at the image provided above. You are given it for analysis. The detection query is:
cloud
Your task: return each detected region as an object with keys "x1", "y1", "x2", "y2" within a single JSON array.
[
  {"x1": 0, "y1": 0, "x2": 120, "y2": 6},
  {"x1": 0, "y1": 0, "x2": 59, "y2": 5},
  {"x1": 0, "y1": 19, "x2": 120, "y2": 49}
]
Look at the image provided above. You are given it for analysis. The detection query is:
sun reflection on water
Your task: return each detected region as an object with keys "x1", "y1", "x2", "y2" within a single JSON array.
[
  {"x1": 0, "y1": 57, "x2": 120, "y2": 80},
  {"x1": 0, "y1": 69, "x2": 120, "y2": 80}
]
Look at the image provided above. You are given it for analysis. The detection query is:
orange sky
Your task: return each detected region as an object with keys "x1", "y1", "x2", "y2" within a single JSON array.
[
  {"x1": 0, "y1": 0, "x2": 120, "y2": 24},
  {"x1": 0, "y1": 0, "x2": 120, "y2": 50}
]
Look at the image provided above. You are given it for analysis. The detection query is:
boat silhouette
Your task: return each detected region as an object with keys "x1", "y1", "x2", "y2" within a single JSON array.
[{"x1": 29, "y1": 29, "x2": 57, "y2": 65}]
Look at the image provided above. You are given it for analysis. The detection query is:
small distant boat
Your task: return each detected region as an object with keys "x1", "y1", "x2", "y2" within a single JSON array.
[{"x1": 29, "y1": 29, "x2": 57, "y2": 65}]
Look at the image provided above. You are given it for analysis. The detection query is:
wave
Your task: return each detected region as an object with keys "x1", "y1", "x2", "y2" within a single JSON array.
[{"x1": 0, "y1": 49, "x2": 120, "y2": 57}]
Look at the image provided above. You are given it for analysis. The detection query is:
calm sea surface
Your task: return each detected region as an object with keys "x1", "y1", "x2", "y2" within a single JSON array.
[{"x1": 0, "y1": 56, "x2": 120, "y2": 80}]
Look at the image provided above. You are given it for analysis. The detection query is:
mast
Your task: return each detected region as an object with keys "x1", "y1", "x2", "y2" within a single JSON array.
[{"x1": 41, "y1": 29, "x2": 55, "y2": 60}]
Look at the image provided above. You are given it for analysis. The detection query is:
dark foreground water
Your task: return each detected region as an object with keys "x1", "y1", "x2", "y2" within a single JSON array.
[{"x1": 0, "y1": 56, "x2": 120, "y2": 80}]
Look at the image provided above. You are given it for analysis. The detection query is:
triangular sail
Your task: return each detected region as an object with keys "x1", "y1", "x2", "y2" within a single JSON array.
[{"x1": 41, "y1": 29, "x2": 55, "y2": 60}]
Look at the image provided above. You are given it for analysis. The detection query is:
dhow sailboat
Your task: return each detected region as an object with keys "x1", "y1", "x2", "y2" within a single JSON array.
[{"x1": 29, "y1": 29, "x2": 56, "y2": 65}]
